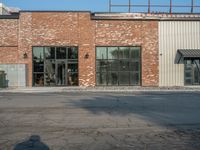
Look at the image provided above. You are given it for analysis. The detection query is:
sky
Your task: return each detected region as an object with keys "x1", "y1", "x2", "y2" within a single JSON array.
[{"x1": 1, "y1": 0, "x2": 200, "y2": 13}]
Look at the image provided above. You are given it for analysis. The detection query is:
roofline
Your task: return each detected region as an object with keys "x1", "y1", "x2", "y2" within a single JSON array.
[
  {"x1": 91, "y1": 12, "x2": 200, "y2": 21},
  {"x1": 0, "y1": 11, "x2": 200, "y2": 21},
  {"x1": 0, "y1": 14, "x2": 19, "y2": 19},
  {"x1": 91, "y1": 17, "x2": 200, "y2": 21},
  {"x1": 19, "y1": 10, "x2": 91, "y2": 13},
  {"x1": 93, "y1": 12, "x2": 200, "y2": 15}
]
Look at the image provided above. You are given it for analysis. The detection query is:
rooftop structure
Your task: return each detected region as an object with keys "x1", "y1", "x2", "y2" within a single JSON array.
[
  {"x1": 0, "y1": 3, "x2": 10, "y2": 15},
  {"x1": 0, "y1": 3, "x2": 20, "y2": 15}
]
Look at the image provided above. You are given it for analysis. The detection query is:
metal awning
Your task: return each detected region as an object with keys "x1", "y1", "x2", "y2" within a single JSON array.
[{"x1": 177, "y1": 49, "x2": 200, "y2": 63}]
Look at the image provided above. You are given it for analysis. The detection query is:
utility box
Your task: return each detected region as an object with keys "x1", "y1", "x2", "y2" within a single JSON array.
[{"x1": 0, "y1": 70, "x2": 6, "y2": 88}]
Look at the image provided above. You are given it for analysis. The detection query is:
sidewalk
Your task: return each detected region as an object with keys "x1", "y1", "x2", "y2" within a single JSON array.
[{"x1": 1, "y1": 86, "x2": 200, "y2": 93}]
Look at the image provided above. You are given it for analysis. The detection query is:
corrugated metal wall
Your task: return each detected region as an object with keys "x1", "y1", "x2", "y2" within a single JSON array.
[
  {"x1": 159, "y1": 21, "x2": 200, "y2": 86},
  {"x1": 0, "y1": 64, "x2": 27, "y2": 87}
]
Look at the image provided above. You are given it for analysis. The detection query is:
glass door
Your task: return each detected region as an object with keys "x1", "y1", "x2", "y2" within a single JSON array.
[
  {"x1": 184, "y1": 59, "x2": 200, "y2": 85},
  {"x1": 33, "y1": 46, "x2": 78, "y2": 86},
  {"x1": 193, "y1": 59, "x2": 200, "y2": 85},
  {"x1": 56, "y1": 61, "x2": 66, "y2": 86}
]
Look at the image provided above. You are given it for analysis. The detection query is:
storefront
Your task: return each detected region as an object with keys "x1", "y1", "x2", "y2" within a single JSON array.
[
  {"x1": 1, "y1": 11, "x2": 200, "y2": 87},
  {"x1": 32, "y1": 47, "x2": 78, "y2": 86}
]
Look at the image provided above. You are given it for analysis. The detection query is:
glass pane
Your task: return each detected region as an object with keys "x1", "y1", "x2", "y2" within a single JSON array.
[
  {"x1": 96, "y1": 47, "x2": 107, "y2": 59},
  {"x1": 45, "y1": 73, "x2": 56, "y2": 86},
  {"x1": 130, "y1": 72, "x2": 140, "y2": 85},
  {"x1": 33, "y1": 60, "x2": 44, "y2": 72},
  {"x1": 130, "y1": 47, "x2": 140, "y2": 60},
  {"x1": 56, "y1": 47, "x2": 66, "y2": 59},
  {"x1": 108, "y1": 47, "x2": 118, "y2": 59},
  {"x1": 67, "y1": 73, "x2": 78, "y2": 86},
  {"x1": 45, "y1": 60, "x2": 55, "y2": 73},
  {"x1": 107, "y1": 60, "x2": 119, "y2": 71},
  {"x1": 56, "y1": 61, "x2": 66, "y2": 85},
  {"x1": 194, "y1": 65, "x2": 200, "y2": 84},
  {"x1": 45, "y1": 60, "x2": 56, "y2": 86},
  {"x1": 185, "y1": 60, "x2": 192, "y2": 65},
  {"x1": 130, "y1": 62, "x2": 140, "y2": 71},
  {"x1": 119, "y1": 72, "x2": 129, "y2": 85},
  {"x1": 185, "y1": 79, "x2": 192, "y2": 85},
  {"x1": 119, "y1": 60, "x2": 129, "y2": 71},
  {"x1": 96, "y1": 60, "x2": 107, "y2": 72},
  {"x1": 45, "y1": 47, "x2": 55, "y2": 59},
  {"x1": 68, "y1": 63, "x2": 78, "y2": 72},
  {"x1": 68, "y1": 47, "x2": 78, "y2": 59},
  {"x1": 96, "y1": 73, "x2": 107, "y2": 85},
  {"x1": 33, "y1": 73, "x2": 44, "y2": 86},
  {"x1": 185, "y1": 71, "x2": 192, "y2": 78},
  {"x1": 33, "y1": 47, "x2": 44, "y2": 60},
  {"x1": 119, "y1": 47, "x2": 129, "y2": 59},
  {"x1": 108, "y1": 72, "x2": 118, "y2": 85}
]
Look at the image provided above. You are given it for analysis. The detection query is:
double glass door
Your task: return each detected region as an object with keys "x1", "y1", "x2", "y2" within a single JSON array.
[
  {"x1": 185, "y1": 59, "x2": 200, "y2": 85},
  {"x1": 33, "y1": 47, "x2": 78, "y2": 86},
  {"x1": 44, "y1": 60, "x2": 66, "y2": 86}
]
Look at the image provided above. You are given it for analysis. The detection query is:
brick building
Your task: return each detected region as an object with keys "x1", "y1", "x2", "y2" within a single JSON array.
[{"x1": 0, "y1": 8, "x2": 200, "y2": 87}]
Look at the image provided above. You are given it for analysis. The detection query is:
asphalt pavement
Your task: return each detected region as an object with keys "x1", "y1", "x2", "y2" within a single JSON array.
[{"x1": 0, "y1": 92, "x2": 200, "y2": 150}]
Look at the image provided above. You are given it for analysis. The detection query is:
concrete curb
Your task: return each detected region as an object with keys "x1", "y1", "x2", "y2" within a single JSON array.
[{"x1": 1, "y1": 87, "x2": 200, "y2": 93}]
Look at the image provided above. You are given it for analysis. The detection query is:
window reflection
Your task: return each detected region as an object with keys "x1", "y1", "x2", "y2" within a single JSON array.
[
  {"x1": 96, "y1": 46, "x2": 141, "y2": 86},
  {"x1": 56, "y1": 47, "x2": 66, "y2": 59},
  {"x1": 33, "y1": 60, "x2": 44, "y2": 72},
  {"x1": 108, "y1": 47, "x2": 118, "y2": 59},
  {"x1": 33, "y1": 47, "x2": 44, "y2": 60},
  {"x1": 68, "y1": 47, "x2": 78, "y2": 59},
  {"x1": 33, "y1": 46, "x2": 78, "y2": 86},
  {"x1": 68, "y1": 63, "x2": 78, "y2": 72},
  {"x1": 45, "y1": 47, "x2": 55, "y2": 59},
  {"x1": 96, "y1": 47, "x2": 107, "y2": 59}
]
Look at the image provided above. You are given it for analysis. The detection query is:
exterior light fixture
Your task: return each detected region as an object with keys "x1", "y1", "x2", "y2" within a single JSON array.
[
  {"x1": 23, "y1": 52, "x2": 28, "y2": 59},
  {"x1": 85, "y1": 53, "x2": 89, "y2": 59}
]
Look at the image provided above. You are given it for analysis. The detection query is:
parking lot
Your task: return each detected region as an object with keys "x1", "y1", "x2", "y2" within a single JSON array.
[{"x1": 0, "y1": 91, "x2": 200, "y2": 150}]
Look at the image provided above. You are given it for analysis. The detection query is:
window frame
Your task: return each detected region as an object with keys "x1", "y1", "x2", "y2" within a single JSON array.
[
  {"x1": 32, "y1": 46, "x2": 79, "y2": 87},
  {"x1": 95, "y1": 46, "x2": 141, "y2": 86}
]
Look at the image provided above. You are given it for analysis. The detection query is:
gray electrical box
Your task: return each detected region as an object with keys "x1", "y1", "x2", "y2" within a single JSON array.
[{"x1": 0, "y1": 64, "x2": 27, "y2": 87}]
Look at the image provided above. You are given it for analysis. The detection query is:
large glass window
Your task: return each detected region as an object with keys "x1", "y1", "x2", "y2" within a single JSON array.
[
  {"x1": 96, "y1": 46, "x2": 141, "y2": 86},
  {"x1": 33, "y1": 47, "x2": 78, "y2": 86}
]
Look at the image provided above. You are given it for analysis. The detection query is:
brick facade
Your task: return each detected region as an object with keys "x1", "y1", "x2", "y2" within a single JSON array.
[
  {"x1": 95, "y1": 20, "x2": 158, "y2": 86},
  {"x1": 0, "y1": 12, "x2": 159, "y2": 87}
]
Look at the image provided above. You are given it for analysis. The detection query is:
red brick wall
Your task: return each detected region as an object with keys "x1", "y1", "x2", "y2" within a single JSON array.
[
  {"x1": 0, "y1": 12, "x2": 158, "y2": 87},
  {"x1": 95, "y1": 20, "x2": 159, "y2": 86},
  {"x1": 0, "y1": 19, "x2": 19, "y2": 64},
  {"x1": 0, "y1": 47, "x2": 18, "y2": 63},
  {"x1": 18, "y1": 12, "x2": 96, "y2": 87},
  {"x1": 0, "y1": 19, "x2": 18, "y2": 46}
]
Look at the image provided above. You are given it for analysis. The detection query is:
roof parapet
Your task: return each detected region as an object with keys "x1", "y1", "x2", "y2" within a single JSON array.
[{"x1": 92, "y1": 12, "x2": 200, "y2": 21}]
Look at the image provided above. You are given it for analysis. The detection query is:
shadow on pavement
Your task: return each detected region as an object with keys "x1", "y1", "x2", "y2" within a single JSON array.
[
  {"x1": 13, "y1": 135, "x2": 49, "y2": 150},
  {"x1": 68, "y1": 93, "x2": 200, "y2": 149}
]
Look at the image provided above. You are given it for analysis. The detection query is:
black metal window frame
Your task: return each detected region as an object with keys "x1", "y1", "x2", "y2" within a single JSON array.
[
  {"x1": 96, "y1": 46, "x2": 141, "y2": 86},
  {"x1": 32, "y1": 46, "x2": 79, "y2": 87}
]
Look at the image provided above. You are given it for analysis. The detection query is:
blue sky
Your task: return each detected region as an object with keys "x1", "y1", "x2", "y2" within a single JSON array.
[{"x1": 1, "y1": 0, "x2": 200, "y2": 13}]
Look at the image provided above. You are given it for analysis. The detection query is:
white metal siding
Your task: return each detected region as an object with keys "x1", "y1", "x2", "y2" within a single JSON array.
[{"x1": 159, "y1": 21, "x2": 200, "y2": 86}]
